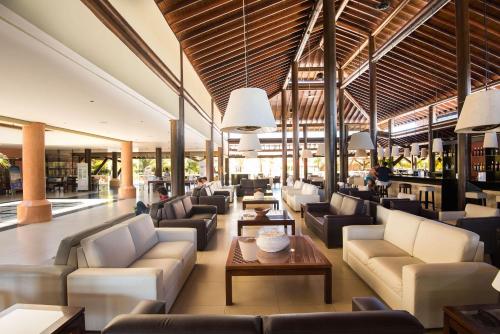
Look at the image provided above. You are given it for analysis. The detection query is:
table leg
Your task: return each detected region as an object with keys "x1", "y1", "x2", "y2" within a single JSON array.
[
  {"x1": 243, "y1": 203, "x2": 246, "y2": 209},
  {"x1": 292, "y1": 222, "x2": 296, "y2": 235},
  {"x1": 237, "y1": 222, "x2": 242, "y2": 236},
  {"x1": 225, "y1": 270, "x2": 233, "y2": 306},
  {"x1": 324, "y1": 269, "x2": 332, "y2": 304}
]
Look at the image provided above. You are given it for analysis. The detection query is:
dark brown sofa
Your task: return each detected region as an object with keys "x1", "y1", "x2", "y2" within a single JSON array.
[
  {"x1": 236, "y1": 178, "x2": 270, "y2": 197},
  {"x1": 305, "y1": 192, "x2": 373, "y2": 248},
  {"x1": 191, "y1": 184, "x2": 230, "y2": 214},
  {"x1": 102, "y1": 297, "x2": 424, "y2": 334},
  {"x1": 389, "y1": 200, "x2": 438, "y2": 220},
  {"x1": 158, "y1": 195, "x2": 217, "y2": 250}
]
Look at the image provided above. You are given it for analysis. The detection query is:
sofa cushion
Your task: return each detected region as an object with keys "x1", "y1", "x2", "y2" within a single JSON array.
[
  {"x1": 130, "y1": 258, "x2": 181, "y2": 296},
  {"x1": 367, "y1": 256, "x2": 424, "y2": 295},
  {"x1": 413, "y1": 219, "x2": 480, "y2": 263},
  {"x1": 162, "y1": 203, "x2": 176, "y2": 220},
  {"x1": 172, "y1": 200, "x2": 186, "y2": 219},
  {"x1": 182, "y1": 196, "x2": 193, "y2": 215},
  {"x1": 465, "y1": 204, "x2": 500, "y2": 218},
  {"x1": 330, "y1": 193, "x2": 344, "y2": 214},
  {"x1": 191, "y1": 213, "x2": 214, "y2": 220},
  {"x1": 384, "y1": 210, "x2": 424, "y2": 255},
  {"x1": 293, "y1": 180, "x2": 303, "y2": 189},
  {"x1": 141, "y1": 241, "x2": 194, "y2": 264},
  {"x1": 348, "y1": 240, "x2": 409, "y2": 264},
  {"x1": 338, "y1": 196, "x2": 363, "y2": 216},
  {"x1": 303, "y1": 184, "x2": 317, "y2": 195},
  {"x1": 81, "y1": 225, "x2": 137, "y2": 268},
  {"x1": 125, "y1": 215, "x2": 159, "y2": 257}
]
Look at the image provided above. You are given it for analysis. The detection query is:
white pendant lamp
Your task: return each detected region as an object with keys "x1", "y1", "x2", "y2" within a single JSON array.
[
  {"x1": 355, "y1": 149, "x2": 367, "y2": 157},
  {"x1": 243, "y1": 150, "x2": 258, "y2": 158},
  {"x1": 301, "y1": 148, "x2": 314, "y2": 159},
  {"x1": 377, "y1": 147, "x2": 384, "y2": 158},
  {"x1": 391, "y1": 145, "x2": 400, "y2": 157},
  {"x1": 238, "y1": 133, "x2": 261, "y2": 152},
  {"x1": 384, "y1": 147, "x2": 391, "y2": 158},
  {"x1": 316, "y1": 143, "x2": 325, "y2": 156},
  {"x1": 404, "y1": 148, "x2": 411, "y2": 158},
  {"x1": 411, "y1": 143, "x2": 420, "y2": 156},
  {"x1": 432, "y1": 138, "x2": 443, "y2": 153},
  {"x1": 222, "y1": 88, "x2": 277, "y2": 133},
  {"x1": 484, "y1": 132, "x2": 498, "y2": 148},
  {"x1": 455, "y1": 90, "x2": 500, "y2": 133},
  {"x1": 348, "y1": 132, "x2": 375, "y2": 150}
]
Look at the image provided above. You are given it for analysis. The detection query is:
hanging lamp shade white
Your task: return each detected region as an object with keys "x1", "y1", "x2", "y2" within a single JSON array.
[
  {"x1": 404, "y1": 148, "x2": 411, "y2": 158},
  {"x1": 238, "y1": 133, "x2": 261, "y2": 152},
  {"x1": 493, "y1": 271, "x2": 500, "y2": 292},
  {"x1": 355, "y1": 149, "x2": 367, "y2": 157},
  {"x1": 242, "y1": 150, "x2": 258, "y2": 158},
  {"x1": 420, "y1": 148, "x2": 428, "y2": 158},
  {"x1": 348, "y1": 132, "x2": 375, "y2": 150},
  {"x1": 221, "y1": 88, "x2": 277, "y2": 133},
  {"x1": 377, "y1": 147, "x2": 384, "y2": 158},
  {"x1": 411, "y1": 143, "x2": 420, "y2": 156},
  {"x1": 432, "y1": 138, "x2": 443, "y2": 153},
  {"x1": 384, "y1": 147, "x2": 391, "y2": 158},
  {"x1": 316, "y1": 143, "x2": 325, "y2": 156},
  {"x1": 455, "y1": 90, "x2": 500, "y2": 133},
  {"x1": 391, "y1": 145, "x2": 400, "y2": 157},
  {"x1": 484, "y1": 132, "x2": 498, "y2": 148},
  {"x1": 301, "y1": 148, "x2": 314, "y2": 159}
]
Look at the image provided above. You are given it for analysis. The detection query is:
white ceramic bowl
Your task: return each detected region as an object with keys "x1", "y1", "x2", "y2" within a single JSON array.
[{"x1": 256, "y1": 229, "x2": 290, "y2": 253}]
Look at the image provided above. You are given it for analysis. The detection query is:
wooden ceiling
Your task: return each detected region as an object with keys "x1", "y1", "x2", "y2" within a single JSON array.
[{"x1": 156, "y1": 0, "x2": 500, "y2": 133}]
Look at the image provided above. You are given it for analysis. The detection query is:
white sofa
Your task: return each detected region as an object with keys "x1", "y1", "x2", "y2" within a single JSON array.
[
  {"x1": 285, "y1": 183, "x2": 320, "y2": 211},
  {"x1": 343, "y1": 209, "x2": 498, "y2": 328},
  {"x1": 439, "y1": 203, "x2": 500, "y2": 225},
  {"x1": 281, "y1": 180, "x2": 303, "y2": 200},
  {"x1": 67, "y1": 214, "x2": 197, "y2": 331}
]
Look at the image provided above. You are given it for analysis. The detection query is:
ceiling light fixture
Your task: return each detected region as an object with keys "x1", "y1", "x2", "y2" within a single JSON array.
[
  {"x1": 348, "y1": 132, "x2": 375, "y2": 151},
  {"x1": 238, "y1": 133, "x2": 261, "y2": 152},
  {"x1": 221, "y1": 0, "x2": 276, "y2": 134}
]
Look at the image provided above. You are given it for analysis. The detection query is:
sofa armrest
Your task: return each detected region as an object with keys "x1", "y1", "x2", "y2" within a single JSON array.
[
  {"x1": 192, "y1": 205, "x2": 217, "y2": 214},
  {"x1": 156, "y1": 227, "x2": 197, "y2": 244},
  {"x1": 402, "y1": 262, "x2": 498, "y2": 328},
  {"x1": 213, "y1": 190, "x2": 230, "y2": 197},
  {"x1": 343, "y1": 224, "x2": 386, "y2": 241},
  {"x1": 0, "y1": 264, "x2": 75, "y2": 308},
  {"x1": 351, "y1": 297, "x2": 390, "y2": 312},
  {"x1": 323, "y1": 215, "x2": 373, "y2": 248},
  {"x1": 129, "y1": 300, "x2": 166, "y2": 314},
  {"x1": 305, "y1": 202, "x2": 330, "y2": 212},
  {"x1": 438, "y1": 210, "x2": 465, "y2": 221}
]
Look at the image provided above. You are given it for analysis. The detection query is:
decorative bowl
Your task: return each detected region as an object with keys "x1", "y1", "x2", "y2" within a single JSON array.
[
  {"x1": 253, "y1": 191, "x2": 265, "y2": 199},
  {"x1": 254, "y1": 207, "x2": 270, "y2": 218},
  {"x1": 256, "y1": 248, "x2": 289, "y2": 264},
  {"x1": 256, "y1": 228, "x2": 290, "y2": 252}
]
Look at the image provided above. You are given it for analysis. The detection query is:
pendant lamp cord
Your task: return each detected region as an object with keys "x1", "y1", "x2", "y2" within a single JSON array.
[
  {"x1": 242, "y1": 0, "x2": 249, "y2": 87},
  {"x1": 483, "y1": 0, "x2": 489, "y2": 90}
]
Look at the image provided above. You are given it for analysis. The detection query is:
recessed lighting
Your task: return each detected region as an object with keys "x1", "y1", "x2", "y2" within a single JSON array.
[{"x1": 90, "y1": 100, "x2": 95, "y2": 103}]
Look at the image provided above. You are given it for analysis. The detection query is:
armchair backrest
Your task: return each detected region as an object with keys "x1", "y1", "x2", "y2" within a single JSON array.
[
  {"x1": 384, "y1": 210, "x2": 425, "y2": 254},
  {"x1": 254, "y1": 179, "x2": 269, "y2": 189},
  {"x1": 301, "y1": 183, "x2": 318, "y2": 195},
  {"x1": 171, "y1": 198, "x2": 187, "y2": 219},
  {"x1": 338, "y1": 196, "x2": 365, "y2": 216},
  {"x1": 240, "y1": 179, "x2": 254, "y2": 188},
  {"x1": 293, "y1": 180, "x2": 303, "y2": 189},
  {"x1": 329, "y1": 193, "x2": 344, "y2": 214},
  {"x1": 182, "y1": 196, "x2": 194, "y2": 216},
  {"x1": 464, "y1": 204, "x2": 500, "y2": 218}
]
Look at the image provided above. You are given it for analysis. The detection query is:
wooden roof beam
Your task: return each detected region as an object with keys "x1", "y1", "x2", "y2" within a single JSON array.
[
  {"x1": 319, "y1": 0, "x2": 350, "y2": 49},
  {"x1": 344, "y1": 89, "x2": 369, "y2": 120}
]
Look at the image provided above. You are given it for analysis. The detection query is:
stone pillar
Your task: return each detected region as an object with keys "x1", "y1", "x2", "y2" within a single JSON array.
[
  {"x1": 17, "y1": 122, "x2": 52, "y2": 224},
  {"x1": 110, "y1": 151, "x2": 120, "y2": 188},
  {"x1": 118, "y1": 141, "x2": 136, "y2": 199}
]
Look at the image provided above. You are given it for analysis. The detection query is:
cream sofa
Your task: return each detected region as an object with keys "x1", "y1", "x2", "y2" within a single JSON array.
[
  {"x1": 439, "y1": 203, "x2": 500, "y2": 225},
  {"x1": 343, "y1": 209, "x2": 498, "y2": 328},
  {"x1": 285, "y1": 183, "x2": 320, "y2": 211},
  {"x1": 281, "y1": 180, "x2": 303, "y2": 200},
  {"x1": 67, "y1": 214, "x2": 196, "y2": 331}
]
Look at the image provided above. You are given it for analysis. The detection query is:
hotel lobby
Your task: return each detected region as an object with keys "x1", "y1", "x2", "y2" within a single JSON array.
[{"x1": 0, "y1": 0, "x2": 499, "y2": 333}]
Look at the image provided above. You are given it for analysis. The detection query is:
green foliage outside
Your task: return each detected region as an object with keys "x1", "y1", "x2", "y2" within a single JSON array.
[{"x1": 0, "y1": 153, "x2": 10, "y2": 169}]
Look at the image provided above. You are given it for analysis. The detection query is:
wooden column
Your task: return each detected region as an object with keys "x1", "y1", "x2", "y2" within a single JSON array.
[
  {"x1": 455, "y1": 0, "x2": 471, "y2": 209},
  {"x1": 281, "y1": 89, "x2": 288, "y2": 186},
  {"x1": 428, "y1": 106, "x2": 435, "y2": 174},
  {"x1": 323, "y1": 0, "x2": 337, "y2": 199},
  {"x1": 292, "y1": 61, "x2": 300, "y2": 181},
  {"x1": 206, "y1": 101, "x2": 215, "y2": 182},
  {"x1": 225, "y1": 157, "x2": 230, "y2": 184},
  {"x1": 84, "y1": 148, "x2": 92, "y2": 191},
  {"x1": 303, "y1": 124, "x2": 308, "y2": 180},
  {"x1": 110, "y1": 151, "x2": 119, "y2": 188},
  {"x1": 171, "y1": 48, "x2": 185, "y2": 196},
  {"x1": 388, "y1": 120, "x2": 393, "y2": 155},
  {"x1": 338, "y1": 68, "x2": 346, "y2": 182},
  {"x1": 217, "y1": 146, "x2": 223, "y2": 182},
  {"x1": 118, "y1": 141, "x2": 136, "y2": 199},
  {"x1": 343, "y1": 124, "x2": 349, "y2": 179},
  {"x1": 17, "y1": 122, "x2": 52, "y2": 224},
  {"x1": 369, "y1": 35, "x2": 378, "y2": 167},
  {"x1": 155, "y1": 147, "x2": 162, "y2": 178},
  {"x1": 221, "y1": 131, "x2": 225, "y2": 185}
]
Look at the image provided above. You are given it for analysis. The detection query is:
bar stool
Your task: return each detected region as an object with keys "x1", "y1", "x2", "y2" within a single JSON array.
[
  {"x1": 465, "y1": 191, "x2": 487, "y2": 206},
  {"x1": 376, "y1": 180, "x2": 391, "y2": 198},
  {"x1": 418, "y1": 186, "x2": 435, "y2": 210},
  {"x1": 399, "y1": 183, "x2": 412, "y2": 194}
]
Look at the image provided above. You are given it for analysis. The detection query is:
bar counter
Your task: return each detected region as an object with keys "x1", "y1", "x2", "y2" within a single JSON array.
[{"x1": 389, "y1": 175, "x2": 458, "y2": 210}]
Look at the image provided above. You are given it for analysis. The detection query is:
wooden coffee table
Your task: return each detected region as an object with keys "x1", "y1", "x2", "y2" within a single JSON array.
[
  {"x1": 242, "y1": 195, "x2": 279, "y2": 209},
  {"x1": 0, "y1": 304, "x2": 84, "y2": 334},
  {"x1": 443, "y1": 304, "x2": 500, "y2": 334},
  {"x1": 237, "y1": 210, "x2": 295, "y2": 236},
  {"x1": 225, "y1": 235, "x2": 332, "y2": 306}
]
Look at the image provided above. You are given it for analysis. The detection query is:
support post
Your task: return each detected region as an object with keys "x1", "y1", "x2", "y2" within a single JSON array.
[
  {"x1": 388, "y1": 119, "x2": 393, "y2": 156},
  {"x1": 281, "y1": 89, "x2": 288, "y2": 186},
  {"x1": 303, "y1": 124, "x2": 308, "y2": 180},
  {"x1": 17, "y1": 122, "x2": 52, "y2": 224},
  {"x1": 292, "y1": 61, "x2": 300, "y2": 181},
  {"x1": 455, "y1": 0, "x2": 471, "y2": 209},
  {"x1": 155, "y1": 147, "x2": 162, "y2": 178},
  {"x1": 218, "y1": 146, "x2": 223, "y2": 182},
  {"x1": 338, "y1": 68, "x2": 346, "y2": 182},
  {"x1": 110, "y1": 151, "x2": 119, "y2": 188},
  {"x1": 206, "y1": 100, "x2": 215, "y2": 182},
  {"x1": 221, "y1": 131, "x2": 225, "y2": 185},
  {"x1": 171, "y1": 47, "x2": 185, "y2": 196},
  {"x1": 369, "y1": 35, "x2": 378, "y2": 167},
  {"x1": 323, "y1": 0, "x2": 338, "y2": 199},
  {"x1": 84, "y1": 148, "x2": 92, "y2": 191},
  {"x1": 428, "y1": 106, "x2": 435, "y2": 174},
  {"x1": 118, "y1": 141, "x2": 136, "y2": 199}
]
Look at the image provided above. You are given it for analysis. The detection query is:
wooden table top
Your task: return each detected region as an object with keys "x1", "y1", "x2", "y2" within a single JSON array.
[
  {"x1": 444, "y1": 304, "x2": 500, "y2": 333},
  {"x1": 226, "y1": 235, "x2": 331, "y2": 270},
  {"x1": 242, "y1": 196, "x2": 278, "y2": 202},
  {"x1": 238, "y1": 210, "x2": 293, "y2": 222}
]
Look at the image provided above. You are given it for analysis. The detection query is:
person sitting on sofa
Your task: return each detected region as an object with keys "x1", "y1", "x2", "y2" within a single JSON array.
[
  {"x1": 192, "y1": 177, "x2": 207, "y2": 196},
  {"x1": 135, "y1": 187, "x2": 169, "y2": 215},
  {"x1": 364, "y1": 168, "x2": 377, "y2": 190}
]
